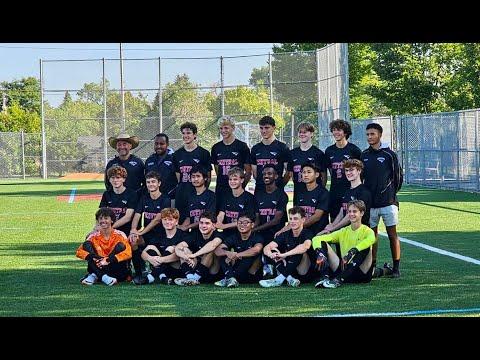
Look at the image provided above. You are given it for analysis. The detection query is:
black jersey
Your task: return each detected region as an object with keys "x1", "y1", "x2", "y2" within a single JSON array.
[
  {"x1": 341, "y1": 184, "x2": 372, "y2": 226},
  {"x1": 251, "y1": 139, "x2": 290, "y2": 189},
  {"x1": 255, "y1": 187, "x2": 289, "y2": 236},
  {"x1": 361, "y1": 146, "x2": 403, "y2": 208},
  {"x1": 274, "y1": 228, "x2": 314, "y2": 257},
  {"x1": 185, "y1": 230, "x2": 224, "y2": 254},
  {"x1": 144, "y1": 152, "x2": 178, "y2": 199},
  {"x1": 188, "y1": 189, "x2": 216, "y2": 224},
  {"x1": 223, "y1": 232, "x2": 264, "y2": 253},
  {"x1": 151, "y1": 229, "x2": 188, "y2": 253},
  {"x1": 105, "y1": 154, "x2": 145, "y2": 193},
  {"x1": 211, "y1": 139, "x2": 251, "y2": 189},
  {"x1": 219, "y1": 190, "x2": 258, "y2": 238},
  {"x1": 288, "y1": 145, "x2": 328, "y2": 190},
  {"x1": 99, "y1": 188, "x2": 138, "y2": 236},
  {"x1": 135, "y1": 193, "x2": 171, "y2": 243},
  {"x1": 294, "y1": 183, "x2": 330, "y2": 235},
  {"x1": 325, "y1": 142, "x2": 362, "y2": 198},
  {"x1": 173, "y1": 146, "x2": 212, "y2": 185}
]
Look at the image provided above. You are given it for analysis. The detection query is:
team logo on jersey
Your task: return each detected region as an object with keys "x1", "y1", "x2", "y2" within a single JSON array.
[
  {"x1": 351, "y1": 196, "x2": 355, "y2": 201},
  {"x1": 312, "y1": 199, "x2": 317, "y2": 203},
  {"x1": 193, "y1": 159, "x2": 200, "y2": 163},
  {"x1": 232, "y1": 152, "x2": 238, "y2": 156},
  {"x1": 129, "y1": 161, "x2": 138, "y2": 166},
  {"x1": 164, "y1": 161, "x2": 172, "y2": 166},
  {"x1": 330, "y1": 156, "x2": 334, "y2": 159},
  {"x1": 156, "y1": 206, "x2": 161, "y2": 209},
  {"x1": 179, "y1": 160, "x2": 184, "y2": 163},
  {"x1": 272, "y1": 201, "x2": 277, "y2": 205},
  {"x1": 200, "y1": 201, "x2": 206, "y2": 206},
  {"x1": 293, "y1": 158, "x2": 298, "y2": 162},
  {"x1": 145, "y1": 205, "x2": 149, "y2": 208},
  {"x1": 270, "y1": 152, "x2": 278, "y2": 156},
  {"x1": 343, "y1": 155, "x2": 350, "y2": 159},
  {"x1": 239, "y1": 204, "x2": 244, "y2": 209},
  {"x1": 377, "y1": 157, "x2": 385, "y2": 163},
  {"x1": 260, "y1": 202, "x2": 264, "y2": 205},
  {"x1": 256, "y1": 153, "x2": 261, "y2": 156},
  {"x1": 217, "y1": 153, "x2": 222, "y2": 156},
  {"x1": 299, "y1": 199, "x2": 304, "y2": 202},
  {"x1": 122, "y1": 200, "x2": 127, "y2": 204},
  {"x1": 364, "y1": 158, "x2": 369, "y2": 161},
  {"x1": 147, "y1": 162, "x2": 154, "y2": 166},
  {"x1": 307, "y1": 157, "x2": 314, "y2": 161}
]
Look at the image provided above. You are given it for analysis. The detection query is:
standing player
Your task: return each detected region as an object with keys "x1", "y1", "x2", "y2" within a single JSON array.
[
  {"x1": 76, "y1": 208, "x2": 132, "y2": 286},
  {"x1": 288, "y1": 122, "x2": 328, "y2": 204},
  {"x1": 211, "y1": 115, "x2": 252, "y2": 210},
  {"x1": 361, "y1": 123, "x2": 403, "y2": 278},
  {"x1": 105, "y1": 133, "x2": 145, "y2": 194},
  {"x1": 144, "y1": 133, "x2": 178, "y2": 205},
  {"x1": 324, "y1": 120, "x2": 362, "y2": 222},
  {"x1": 173, "y1": 122, "x2": 212, "y2": 223},
  {"x1": 250, "y1": 116, "x2": 291, "y2": 192}
]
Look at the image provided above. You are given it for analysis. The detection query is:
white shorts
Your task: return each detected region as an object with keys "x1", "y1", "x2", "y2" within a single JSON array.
[{"x1": 369, "y1": 205, "x2": 399, "y2": 228}]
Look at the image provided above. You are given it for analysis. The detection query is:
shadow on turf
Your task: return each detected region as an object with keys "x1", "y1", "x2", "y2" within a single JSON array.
[
  {"x1": 1, "y1": 188, "x2": 103, "y2": 197},
  {"x1": 0, "y1": 242, "x2": 77, "y2": 256},
  {"x1": 0, "y1": 181, "x2": 102, "y2": 187}
]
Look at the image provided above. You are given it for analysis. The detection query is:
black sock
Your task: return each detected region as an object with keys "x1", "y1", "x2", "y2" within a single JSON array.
[
  {"x1": 393, "y1": 260, "x2": 400, "y2": 271},
  {"x1": 195, "y1": 263, "x2": 209, "y2": 279}
]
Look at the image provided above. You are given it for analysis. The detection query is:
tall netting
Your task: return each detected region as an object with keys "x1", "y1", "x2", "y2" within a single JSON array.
[{"x1": 0, "y1": 132, "x2": 41, "y2": 178}]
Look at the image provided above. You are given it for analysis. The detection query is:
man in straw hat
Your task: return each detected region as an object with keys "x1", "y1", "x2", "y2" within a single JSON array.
[{"x1": 105, "y1": 133, "x2": 145, "y2": 194}]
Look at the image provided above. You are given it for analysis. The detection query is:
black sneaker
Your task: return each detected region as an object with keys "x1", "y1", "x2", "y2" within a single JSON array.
[
  {"x1": 383, "y1": 263, "x2": 394, "y2": 277},
  {"x1": 159, "y1": 276, "x2": 173, "y2": 285},
  {"x1": 132, "y1": 274, "x2": 148, "y2": 285}
]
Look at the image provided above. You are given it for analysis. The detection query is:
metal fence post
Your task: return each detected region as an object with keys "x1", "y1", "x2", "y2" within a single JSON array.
[
  {"x1": 158, "y1": 57, "x2": 163, "y2": 133},
  {"x1": 404, "y1": 117, "x2": 409, "y2": 185},
  {"x1": 102, "y1": 58, "x2": 108, "y2": 168},
  {"x1": 475, "y1": 109, "x2": 479, "y2": 191},
  {"x1": 291, "y1": 113, "x2": 295, "y2": 149},
  {"x1": 343, "y1": 43, "x2": 350, "y2": 121},
  {"x1": 268, "y1": 53, "x2": 274, "y2": 117},
  {"x1": 40, "y1": 59, "x2": 47, "y2": 179},
  {"x1": 21, "y1": 130, "x2": 26, "y2": 179},
  {"x1": 220, "y1": 56, "x2": 225, "y2": 117},
  {"x1": 315, "y1": 49, "x2": 322, "y2": 148},
  {"x1": 457, "y1": 114, "x2": 461, "y2": 189}
]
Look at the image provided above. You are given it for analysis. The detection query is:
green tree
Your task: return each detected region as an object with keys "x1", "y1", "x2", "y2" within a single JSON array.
[{"x1": 0, "y1": 77, "x2": 41, "y2": 114}]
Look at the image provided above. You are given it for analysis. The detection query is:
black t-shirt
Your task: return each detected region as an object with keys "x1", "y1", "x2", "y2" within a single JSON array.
[
  {"x1": 288, "y1": 145, "x2": 328, "y2": 190},
  {"x1": 341, "y1": 184, "x2": 372, "y2": 226},
  {"x1": 188, "y1": 189, "x2": 216, "y2": 224},
  {"x1": 250, "y1": 140, "x2": 290, "y2": 189},
  {"x1": 105, "y1": 154, "x2": 145, "y2": 193},
  {"x1": 134, "y1": 192, "x2": 171, "y2": 243},
  {"x1": 324, "y1": 142, "x2": 362, "y2": 198},
  {"x1": 211, "y1": 139, "x2": 251, "y2": 189},
  {"x1": 173, "y1": 146, "x2": 212, "y2": 186},
  {"x1": 223, "y1": 232, "x2": 264, "y2": 253},
  {"x1": 274, "y1": 228, "x2": 314, "y2": 257},
  {"x1": 219, "y1": 190, "x2": 258, "y2": 238},
  {"x1": 150, "y1": 229, "x2": 188, "y2": 253},
  {"x1": 144, "y1": 153, "x2": 178, "y2": 199},
  {"x1": 185, "y1": 230, "x2": 224, "y2": 254},
  {"x1": 294, "y1": 183, "x2": 330, "y2": 235},
  {"x1": 255, "y1": 187, "x2": 289, "y2": 237},
  {"x1": 99, "y1": 188, "x2": 138, "y2": 236}
]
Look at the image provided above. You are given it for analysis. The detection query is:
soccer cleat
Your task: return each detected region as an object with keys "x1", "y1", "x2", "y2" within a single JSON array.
[
  {"x1": 101, "y1": 274, "x2": 118, "y2": 286},
  {"x1": 132, "y1": 275, "x2": 148, "y2": 285},
  {"x1": 226, "y1": 277, "x2": 239, "y2": 288},
  {"x1": 314, "y1": 276, "x2": 330, "y2": 288},
  {"x1": 263, "y1": 264, "x2": 274, "y2": 277},
  {"x1": 259, "y1": 278, "x2": 283, "y2": 288},
  {"x1": 174, "y1": 278, "x2": 200, "y2": 286},
  {"x1": 287, "y1": 277, "x2": 300, "y2": 287},
  {"x1": 81, "y1": 273, "x2": 98, "y2": 286},
  {"x1": 383, "y1": 262, "x2": 394, "y2": 277},
  {"x1": 392, "y1": 268, "x2": 401, "y2": 278},
  {"x1": 159, "y1": 276, "x2": 173, "y2": 285},
  {"x1": 214, "y1": 278, "x2": 228, "y2": 287},
  {"x1": 322, "y1": 278, "x2": 342, "y2": 288}
]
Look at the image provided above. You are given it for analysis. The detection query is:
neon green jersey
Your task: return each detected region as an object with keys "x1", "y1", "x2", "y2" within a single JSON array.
[{"x1": 312, "y1": 224, "x2": 375, "y2": 257}]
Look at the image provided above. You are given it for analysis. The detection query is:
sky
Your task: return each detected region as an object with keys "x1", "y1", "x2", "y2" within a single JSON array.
[{"x1": 0, "y1": 43, "x2": 276, "y2": 105}]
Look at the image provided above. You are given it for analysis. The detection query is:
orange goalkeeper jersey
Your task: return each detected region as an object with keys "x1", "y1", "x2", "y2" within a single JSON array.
[{"x1": 76, "y1": 229, "x2": 132, "y2": 263}]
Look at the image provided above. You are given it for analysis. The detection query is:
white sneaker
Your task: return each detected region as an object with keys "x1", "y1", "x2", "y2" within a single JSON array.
[
  {"x1": 226, "y1": 277, "x2": 239, "y2": 288},
  {"x1": 259, "y1": 278, "x2": 283, "y2": 288},
  {"x1": 101, "y1": 274, "x2": 118, "y2": 286},
  {"x1": 214, "y1": 278, "x2": 228, "y2": 287},
  {"x1": 314, "y1": 276, "x2": 329, "y2": 288},
  {"x1": 287, "y1": 277, "x2": 300, "y2": 287},
  {"x1": 174, "y1": 278, "x2": 200, "y2": 286},
  {"x1": 81, "y1": 273, "x2": 98, "y2": 285}
]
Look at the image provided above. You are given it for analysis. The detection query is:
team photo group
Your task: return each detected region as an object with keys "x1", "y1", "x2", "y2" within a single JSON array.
[{"x1": 76, "y1": 115, "x2": 403, "y2": 290}]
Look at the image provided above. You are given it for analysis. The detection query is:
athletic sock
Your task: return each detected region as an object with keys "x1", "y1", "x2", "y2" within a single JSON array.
[
  {"x1": 274, "y1": 274, "x2": 286, "y2": 284},
  {"x1": 393, "y1": 260, "x2": 400, "y2": 271}
]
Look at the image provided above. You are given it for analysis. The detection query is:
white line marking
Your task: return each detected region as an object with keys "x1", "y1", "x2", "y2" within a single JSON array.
[
  {"x1": 68, "y1": 188, "x2": 77, "y2": 203},
  {"x1": 315, "y1": 307, "x2": 480, "y2": 317}
]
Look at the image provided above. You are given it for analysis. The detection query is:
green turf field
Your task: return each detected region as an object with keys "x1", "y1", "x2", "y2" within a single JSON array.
[{"x1": 0, "y1": 179, "x2": 479, "y2": 317}]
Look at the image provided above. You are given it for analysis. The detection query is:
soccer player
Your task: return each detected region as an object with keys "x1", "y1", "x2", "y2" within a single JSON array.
[
  {"x1": 177, "y1": 165, "x2": 216, "y2": 233},
  {"x1": 259, "y1": 207, "x2": 314, "y2": 288},
  {"x1": 325, "y1": 119, "x2": 362, "y2": 222},
  {"x1": 320, "y1": 159, "x2": 372, "y2": 234},
  {"x1": 76, "y1": 207, "x2": 132, "y2": 286},
  {"x1": 311, "y1": 200, "x2": 375, "y2": 288},
  {"x1": 174, "y1": 211, "x2": 223, "y2": 286},
  {"x1": 173, "y1": 122, "x2": 212, "y2": 223},
  {"x1": 214, "y1": 213, "x2": 264, "y2": 288},
  {"x1": 128, "y1": 171, "x2": 170, "y2": 283},
  {"x1": 144, "y1": 133, "x2": 178, "y2": 204},
  {"x1": 134, "y1": 208, "x2": 188, "y2": 285},
  {"x1": 250, "y1": 116, "x2": 291, "y2": 192},
  {"x1": 105, "y1": 133, "x2": 145, "y2": 194},
  {"x1": 361, "y1": 123, "x2": 403, "y2": 277},
  {"x1": 211, "y1": 115, "x2": 252, "y2": 210},
  {"x1": 99, "y1": 165, "x2": 137, "y2": 237},
  {"x1": 216, "y1": 167, "x2": 258, "y2": 239},
  {"x1": 288, "y1": 122, "x2": 328, "y2": 203}
]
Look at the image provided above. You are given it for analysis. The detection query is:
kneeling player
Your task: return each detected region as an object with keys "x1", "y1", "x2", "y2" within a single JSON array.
[
  {"x1": 174, "y1": 211, "x2": 223, "y2": 286},
  {"x1": 311, "y1": 200, "x2": 375, "y2": 288},
  {"x1": 259, "y1": 207, "x2": 314, "y2": 288},
  {"x1": 76, "y1": 208, "x2": 132, "y2": 286},
  {"x1": 214, "y1": 213, "x2": 264, "y2": 288}
]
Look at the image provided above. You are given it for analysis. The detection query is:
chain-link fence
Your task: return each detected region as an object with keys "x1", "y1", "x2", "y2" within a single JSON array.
[{"x1": 0, "y1": 131, "x2": 42, "y2": 178}]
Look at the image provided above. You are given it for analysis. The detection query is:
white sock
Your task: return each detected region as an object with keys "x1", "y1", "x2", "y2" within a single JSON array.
[
  {"x1": 147, "y1": 274, "x2": 155, "y2": 284},
  {"x1": 90, "y1": 273, "x2": 98, "y2": 280},
  {"x1": 101, "y1": 274, "x2": 111, "y2": 282},
  {"x1": 286, "y1": 275, "x2": 294, "y2": 282},
  {"x1": 274, "y1": 274, "x2": 286, "y2": 283},
  {"x1": 186, "y1": 273, "x2": 195, "y2": 280}
]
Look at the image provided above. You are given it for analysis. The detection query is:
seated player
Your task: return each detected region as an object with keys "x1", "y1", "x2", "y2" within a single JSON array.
[
  {"x1": 214, "y1": 212, "x2": 264, "y2": 288},
  {"x1": 76, "y1": 207, "x2": 132, "y2": 286},
  {"x1": 311, "y1": 200, "x2": 375, "y2": 289},
  {"x1": 259, "y1": 206, "x2": 314, "y2": 288},
  {"x1": 134, "y1": 208, "x2": 188, "y2": 285},
  {"x1": 174, "y1": 211, "x2": 223, "y2": 286}
]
